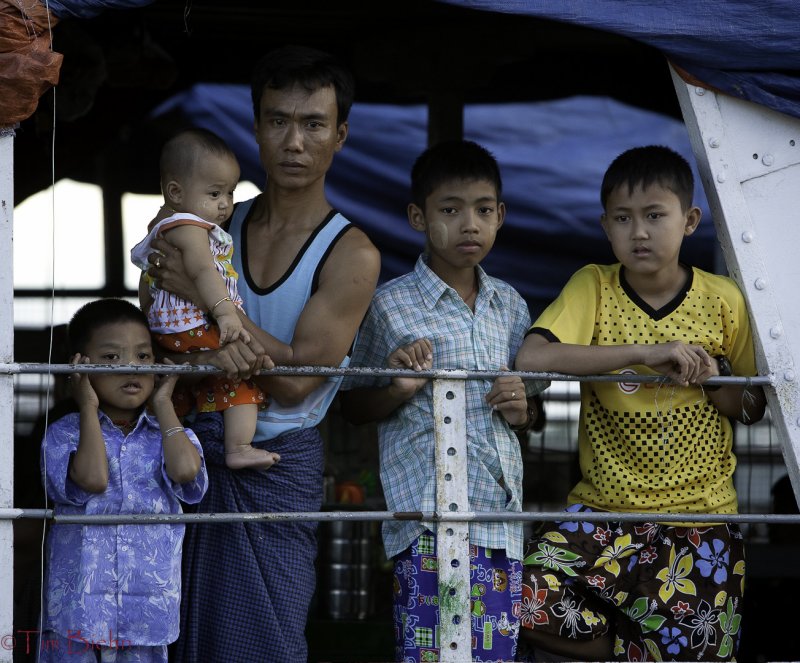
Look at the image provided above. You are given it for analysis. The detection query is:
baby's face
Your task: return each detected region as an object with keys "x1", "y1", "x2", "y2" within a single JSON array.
[{"x1": 180, "y1": 154, "x2": 240, "y2": 225}]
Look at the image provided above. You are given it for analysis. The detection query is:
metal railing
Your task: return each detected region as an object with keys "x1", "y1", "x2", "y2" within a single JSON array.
[{"x1": 0, "y1": 362, "x2": 783, "y2": 662}]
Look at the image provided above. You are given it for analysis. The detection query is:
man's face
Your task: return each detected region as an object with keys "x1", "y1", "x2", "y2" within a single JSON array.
[{"x1": 253, "y1": 83, "x2": 347, "y2": 191}]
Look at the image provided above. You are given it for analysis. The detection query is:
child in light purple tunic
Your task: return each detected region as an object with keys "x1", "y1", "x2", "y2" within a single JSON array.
[{"x1": 40, "y1": 299, "x2": 208, "y2": 663}]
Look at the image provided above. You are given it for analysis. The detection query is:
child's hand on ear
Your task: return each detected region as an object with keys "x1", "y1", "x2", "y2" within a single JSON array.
[
  {"x1": 70, "y1": 354, "x2": 99, "y2": 411},
  {"x1": 150, "y1": 358, "x2": 182, "y2": 414}
]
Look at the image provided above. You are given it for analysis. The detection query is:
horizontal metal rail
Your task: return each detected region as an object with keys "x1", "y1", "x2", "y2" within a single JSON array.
[
  {"x1": 4, "y1": 509, "x2": 800, "y2": 525},
  {"x1": 5, "y1": 359, "x2": 786, "y2": 662},
  {"x1": 0, "y1": 362, "x2": 774, "y2": 386},
  {"x1": 10, "y1": 362, "x2": 780, "y2": 526}
]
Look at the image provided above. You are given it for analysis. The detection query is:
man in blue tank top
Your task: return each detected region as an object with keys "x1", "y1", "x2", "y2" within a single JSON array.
[{"x1": 146, "y1": 45, "x2": 380, "y2": 663}]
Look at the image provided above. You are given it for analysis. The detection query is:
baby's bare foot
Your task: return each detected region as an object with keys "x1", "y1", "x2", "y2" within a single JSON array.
[{"x1": 225, "y1": 446, "x2": 280, "y2": 471}]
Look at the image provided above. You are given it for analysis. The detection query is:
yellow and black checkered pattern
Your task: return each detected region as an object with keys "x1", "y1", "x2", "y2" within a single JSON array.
[{"x1": 533, "y1": 263, "x2": 758, "y2": 514}]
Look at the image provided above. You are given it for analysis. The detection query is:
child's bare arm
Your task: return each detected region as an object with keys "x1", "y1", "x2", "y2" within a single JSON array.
[
  {"x1": 340, "y1": 339, "x2": 433, "y2": 425},
  {"x1": 163, "y1": 225, "x2": 249, "y2": 345},
  {"x1": 707, "y1": 383, "x2": 767, "y2": 423},
  {"x1": 149, "y1": 360, "x2": 203, "y2": 484},
  {"x1": 516, "y1": 333, "x2": 710, "y2": 386},
  {"x1": 695, "y1": 357, "x2": 768, "y2": 423},
  {"x1": 68, "y1": 355, "x2": 109, "y2": 493}
]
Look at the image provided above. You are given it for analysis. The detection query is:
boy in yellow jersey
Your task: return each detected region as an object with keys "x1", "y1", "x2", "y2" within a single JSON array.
[{"x1": 515, "y1": 145, "x2": 766, "y2": 662}]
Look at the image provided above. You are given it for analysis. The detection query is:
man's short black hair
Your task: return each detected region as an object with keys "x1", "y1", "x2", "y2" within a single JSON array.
[
  {"x1": 251, "y1": 45, "x2": 355, "y2": 126},
  {"x1": 601, "y1": 145, "x2": 695, "y2": 211},
  {"x1": 68, "y1": 299, "x2": 150, "y2": 355},
  {"x1": 410, "y1": 140, "x2": 503, "y2": 208}
]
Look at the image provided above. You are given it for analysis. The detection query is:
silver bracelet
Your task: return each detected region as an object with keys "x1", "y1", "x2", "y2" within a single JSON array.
[{"x1": 164, "y1": 426, "x2": 185, "y2": 438}]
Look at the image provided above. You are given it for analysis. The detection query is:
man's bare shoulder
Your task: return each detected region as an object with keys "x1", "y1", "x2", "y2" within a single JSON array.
[
  {"x1": 310, "y1": 224, "x2": 380, "y2": 311},
  {"x1": 337, "y1": 224, "x2": 379, "y2": 253},
  {"x1": 327, "y1": 225, "x2": 381, "y2": 275}
]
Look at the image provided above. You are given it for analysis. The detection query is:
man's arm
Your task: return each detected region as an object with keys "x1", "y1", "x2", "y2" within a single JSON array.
[
  {"x1": 147, "y1": 228, "x2": 380, "y2": 400},
  {"x1": 247, "y1": 227, "x2": 380, "y2": 405},
  {"x1": 146, "y1": 235, "x2": 292, "y2": 371}
]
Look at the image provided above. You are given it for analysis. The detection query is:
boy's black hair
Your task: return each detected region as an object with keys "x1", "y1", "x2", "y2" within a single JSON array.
[
  {"x1": 251, "y1": 45, "x2": 355, "y2": 126},
  {"x1": 410, "y1": 140, "x2": 503, "y2": 208},
  {"x1": 601, "y1": 145, "x2": 695, "y2": 211},
  {"x1": 68, "y1": 299, "x2": 150, "y2": 355},
  {"x1": 160, "y1": 127, "x2": 237, "y2": 184}
]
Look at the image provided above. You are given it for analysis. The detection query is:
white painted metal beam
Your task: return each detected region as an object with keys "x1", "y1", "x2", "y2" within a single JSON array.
[{"x1": 671, "y1": 65, "x2": 800, "y2": 504}]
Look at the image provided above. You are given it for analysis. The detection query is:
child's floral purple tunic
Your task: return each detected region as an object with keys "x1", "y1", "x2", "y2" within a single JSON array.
[{"x1": 41, "y1": 410, "x2": 208, "y2": 645}]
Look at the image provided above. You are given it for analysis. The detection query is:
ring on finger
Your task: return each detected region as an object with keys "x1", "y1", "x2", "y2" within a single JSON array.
[
  {"x1": 155, "y1": 257, "x2": 162, "y2": 269},
  {"x1": 511, "y1": 391, "x2": 516, "y2": 399}
]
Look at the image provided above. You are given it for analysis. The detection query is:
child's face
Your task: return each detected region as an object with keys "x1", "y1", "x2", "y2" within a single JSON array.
[
  {"x1": 601, "y1": 182, "x2": 700, "y2": 280},
  {"x1": 176, "y1": 154, "x2": 240, "y2": 225},
  {"x1": 81, "y1": 321, "x2": 156, "y2": 421},
  {"x1": 408, "y1": 178, "x2": 505, "y2": 276}
]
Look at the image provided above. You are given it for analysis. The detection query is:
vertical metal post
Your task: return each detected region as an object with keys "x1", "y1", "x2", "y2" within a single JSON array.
[
  {"x1": 433, "y1": 376, "x2": 471, "y2": 661},
  {"x1": 0, "y1": 126, "x2": 15, "y2": 662}
]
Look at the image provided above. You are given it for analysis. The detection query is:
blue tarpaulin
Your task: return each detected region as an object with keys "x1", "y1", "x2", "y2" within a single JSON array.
[
  {"x1": 442, "y1": 0, "x2": 800, "y2": 120},
  {"x1": 38, "y1": 1, "x2": 800, "y2": 314},
  {"x1": 154, "y1": 86, "x2": 714, "y2": 318},
  {"x1": 47, "y1": 0, "x2": 154, "y2": 19}
]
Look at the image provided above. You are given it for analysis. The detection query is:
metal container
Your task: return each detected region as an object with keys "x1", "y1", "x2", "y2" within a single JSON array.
[
  {"x1": 317, "y1": 517, "x2": 378, "y2": 620},
  {"x1": 324, "y1": 588, "x2": 370, "y2": 620},
  {"x1": 327, "y1": 537, "x2": 372, "y2": 564},
  {"x1": 324, "y1": 562, "x2": 371, "y2": 590}
]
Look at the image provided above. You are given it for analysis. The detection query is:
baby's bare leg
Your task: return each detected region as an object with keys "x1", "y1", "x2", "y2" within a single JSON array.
[{"x1": 223, "y1": 404, "x2": 280, "y2": 470}]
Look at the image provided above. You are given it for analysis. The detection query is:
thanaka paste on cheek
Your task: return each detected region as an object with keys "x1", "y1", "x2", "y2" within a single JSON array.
[{"x1": 429, "y1": 221, "x2": 448, "y2": 250}]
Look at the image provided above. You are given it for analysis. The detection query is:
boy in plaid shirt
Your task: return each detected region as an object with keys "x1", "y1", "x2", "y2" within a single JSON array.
[{"x1": 341, "y1": 140, "x2": 546, "y2": 663}]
